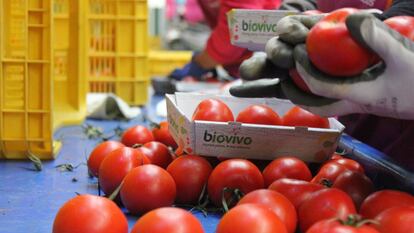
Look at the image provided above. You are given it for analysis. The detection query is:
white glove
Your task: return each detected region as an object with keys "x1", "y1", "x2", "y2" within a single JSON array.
[{"x1": 289, "y1": 13, "x2": 414, "y2": 120}]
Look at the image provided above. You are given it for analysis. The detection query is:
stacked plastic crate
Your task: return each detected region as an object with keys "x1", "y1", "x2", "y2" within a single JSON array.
[
  {"x1": 0, "y1": 0, "x2": 86, "y2": 159},
  {"x1": 86, "y1": 0, "x2": 149, "y2": 105}
]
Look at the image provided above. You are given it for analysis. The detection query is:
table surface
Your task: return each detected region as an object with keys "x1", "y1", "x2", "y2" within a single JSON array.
[{"x1": 0, "y1": 95, "x2": 221, "y2": 233}]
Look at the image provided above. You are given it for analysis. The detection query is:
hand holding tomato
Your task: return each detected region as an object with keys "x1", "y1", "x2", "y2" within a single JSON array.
[{"x1": 284, "y1": 13, "x2": 414, "y2": 119}]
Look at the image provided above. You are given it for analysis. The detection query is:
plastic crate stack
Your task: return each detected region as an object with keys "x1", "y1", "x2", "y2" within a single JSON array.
[
  {"x1": 86, "y1": 0, "x2": 149, "y2": 105},
  {"x1": 0, "y1": 0, "x2": 86, "y2": 159}
]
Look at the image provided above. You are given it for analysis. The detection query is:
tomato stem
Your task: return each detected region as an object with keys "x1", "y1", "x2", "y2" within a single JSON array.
[{"x1": 108, "y1": 181, "x2": 123, "y2": 201}]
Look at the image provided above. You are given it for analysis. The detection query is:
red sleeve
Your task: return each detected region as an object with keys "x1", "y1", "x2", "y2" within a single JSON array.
[{"x1": 206, "y1": 0, "x2": 280, "y2": 66}]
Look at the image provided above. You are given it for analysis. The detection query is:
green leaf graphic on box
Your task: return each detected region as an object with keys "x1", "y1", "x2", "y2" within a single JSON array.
[
  {"x1": 323, "y1": 141, "x2": 334, "y2": 148},
  {"x1": 180, "y1": 127, "x2": 187, "y2": 134}
]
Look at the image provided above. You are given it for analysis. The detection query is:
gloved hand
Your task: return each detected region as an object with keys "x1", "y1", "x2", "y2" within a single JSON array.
[
  {"x1": 169, "y1": 52, "x2": 214, "y2": 80},
  {"x1": 230, "y1": 14, "x2": 324, "y2": 97},
  {"x1": 287, "y1": 13, "x2": 414, "y2": 120}
]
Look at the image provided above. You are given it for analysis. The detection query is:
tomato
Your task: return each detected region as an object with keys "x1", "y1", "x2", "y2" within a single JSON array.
[
  {"x1": 375, "y1": 206, "x2": 414, "y2": 233},
  {"x1": 142, "y1": 141, "x2": 173, "y2": 168},
  {"x1": 332, "y1": 170, "x2": 375, "y2": 210},
  {"x1": 216, "y1": 204, "x2": 288, "y2": 233},
  {"x1": 359, "y1": 190, "x2": 414, "y2": 219},
  {"x1": 268, "y1": 178, "x2": 325, "y2": 209},
  {"x1": 236, "y1": 104, "x2": 282, "y2": 125},
  {"x1": 131, "y1": 207, "x2": 204, "y2": 233},
  {"x1": 289, "y1": 68, "x2": 312, "y2": 93},
  {"x1": 99, "y1": 147, "x2": 150, "y2": 195},
  {"x1": 120, "y1": 165, "x2": 176, "y2": 215},
  {"x1": 53, "y1": 195, "x2": 128, "y2": 233},
  {"x1": 307, "y1": 216, "x2": 380, "y2": 233},
  {"x1": 384, "y1": 16, "x2": 414, "y2": 41},
  {"x1": 121, "y1": 125, "x2": 154, "y2": 147},
  {"x1": 192, "y1": 99, "x2": 234, "y2": 122},
  {"x1": 166, "y1": 155, "x2": 212, "y2": 204},
  {"x1": 237, "y1": 189, "x2": 297, "y2": 233},
  {"x1": 331, "y1": 153, "x2": 344, "y2": 160},
  {"x1": 298, "y1": 188, "x2": 357, "y2": 232},
  {"x1": 312, "y1": 162, "x2": 350, "y2": 185},
  {"x1": 307, "y1": 8, "x2": 375, "y2": 76},
  {"x1": 87, "y1": 141, "x2": 124, "y2": 177},
  {"x1": 152, "y1": 121, "x2": 178, "y2": 149},
  {"x1": 332, "y1": 158, "x2": 364, "y2": 173},
  {"x1": 263, "y1": 156, "x2": 312, "y2": 187},
  {"x1": 282, "y1": 106, "x2": 330, "y2": 128},
  {"x1": 207, "y1": 159, "x2": 264, "y2": 207}
]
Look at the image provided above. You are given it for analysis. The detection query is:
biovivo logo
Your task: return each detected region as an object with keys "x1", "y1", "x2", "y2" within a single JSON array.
[
  {"x1": 242, "y1": 20, "x2": 277, "y2": 32},
  {"x1": 203, "y1": 130, "x2": 252, "y2": 145}
]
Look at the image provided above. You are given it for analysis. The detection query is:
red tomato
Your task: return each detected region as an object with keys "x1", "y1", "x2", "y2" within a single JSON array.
[
  {"x1": 298, "y1": 188, "x2": 357, "y2": 232},
  {"x1": 359, "y1": 190, "x2": 414, "y2": 219},
  {"x1": 332, "y1": 170, "x2": 375, "y2": 210},
  {"x1": 216, "y1": 204, "x2": 288, "y2": 233},
  {"x1": 237, "y1": 189, "x2": 297, "y2": 233},
  {"x1": 142, "y1": 141, "x2": 173, "y2": 168},
  {"x1": 121, "y1": 125, "x2": 154, "y2": 147},
  {"x1": 236, "y1": 104, "x2": 282, "y2": 125},
  {"x1": 131, "y1": 207, "x2": 204, "y2": 233},
  {"x1": 263, "y1": 156, "x2": 312, "y2": 187},
  {"x1": 53, "y1": 195, "x2": 128, "y2": 233},
  {"x1": 207, "y1": 159, "x2": 264, "y2": 207},
  {"x1": 332, "y1": 158, "x2": 364, "y2": 173},
  {"x1": 384, "y1": 16, "x2": 414, "y2": 41},
  {"x1": 166, "y1": 155, "x2": 212, "y2": 204},
  {"x1": 289, "y1": 68, "x2": 312, "y2": 94},
  {"x1": 375, "y1": 206, "x2": 414, "y2": 233},
  {"x1": 331, "y1": 153, "x2": 344, "y2": 160},
  {"x1": 307, "y1": 216, "x2": 380, "y2": 233},
  {"x1": 268, "y1": 178, "x2": 325, "y2": 209},
  {"x1": 120, "y1": 165, "x2": 176, "y2": 215},
  {"x1": 152, "y1": 121, "x2": 178, "y2": 149},
  {"x1": 307, "y1": 8, "x2": 375, "y2": 76},
  {"x1": 283, "y1": 106, "x2": 330, "y2": 128},
  {"x1": 99, "y1": 147, "x2": 150, "y2": 195},
  {"x1": 192, "y1": 99, "x2": 234, "y2": 122},
  {"x1": 87, "y1": 141, "x2": 124, "y2": 177},
  {"x1": 311, "y1": 162, "x2": 350, "y2": 185}
]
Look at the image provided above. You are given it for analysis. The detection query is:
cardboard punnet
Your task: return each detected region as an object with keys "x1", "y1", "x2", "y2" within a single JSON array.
[
  {"x1": 227, "y1": 9, "x2": 298, "y2": 51},
  {"x1": 166, "y1": 93, "x2": 345, "y2": 162}
]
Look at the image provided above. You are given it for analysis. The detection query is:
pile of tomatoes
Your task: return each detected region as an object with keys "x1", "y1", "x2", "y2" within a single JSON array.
[{"x1": 52, "y1": 124, "x2": 414, "y2": 232}]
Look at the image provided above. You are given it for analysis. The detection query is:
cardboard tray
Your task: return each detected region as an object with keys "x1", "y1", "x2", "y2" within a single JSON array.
[{"x1": 166, "y1": 92, "x2": 345, "y2": 162}]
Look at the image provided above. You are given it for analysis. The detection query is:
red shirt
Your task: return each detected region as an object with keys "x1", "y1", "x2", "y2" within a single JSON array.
[{"x1": 197, "y1": 0, "x2": 281, "y2": 77}]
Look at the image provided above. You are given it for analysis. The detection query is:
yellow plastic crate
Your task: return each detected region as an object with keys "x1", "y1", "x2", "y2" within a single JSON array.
[
  {"x1": 85, "y1": 0, "x2": 149, "y2": 106},
  {"x1": 0, "y1": 0, "x2": 86, "y2": 159},
  {"x1": 148, "y1": 50, "x2": 192, "y2": 77},
  {"x1": 53, "y1": 0, "x2": 86, "y2": 128}
]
